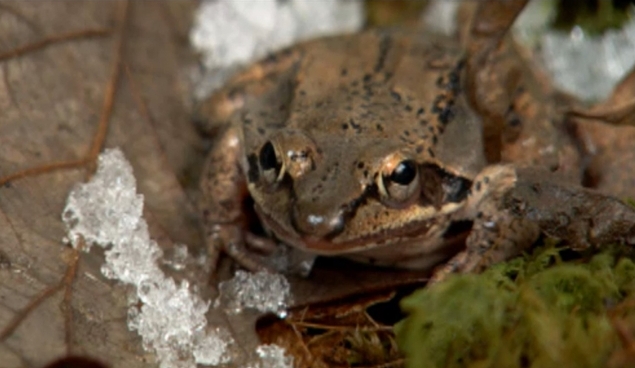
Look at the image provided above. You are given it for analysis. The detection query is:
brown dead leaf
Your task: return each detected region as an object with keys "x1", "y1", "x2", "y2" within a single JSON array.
[{"x1": 0, "y1": 2, "x2": 208, "y2": 367}]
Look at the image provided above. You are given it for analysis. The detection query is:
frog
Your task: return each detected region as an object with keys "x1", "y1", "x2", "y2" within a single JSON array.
[{"x1": 195, "y1": 0, "x2": 635, "y2": 282}]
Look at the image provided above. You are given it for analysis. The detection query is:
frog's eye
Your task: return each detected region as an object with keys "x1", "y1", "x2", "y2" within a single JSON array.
[
  {"x1": 379, "y1": 159, "x2": 420, "y2": 206},
  {"x1": 259, "y1": 141, "x2": 284, "y2": 184}
]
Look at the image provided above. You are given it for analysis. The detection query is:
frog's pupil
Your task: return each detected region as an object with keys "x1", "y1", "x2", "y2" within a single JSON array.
[
  {"x1": 259, "y1": 141, "x2": 280, "y2": 172},
  {"x1": 390, "y1": 160, "x2": 417, "y2": 185}
]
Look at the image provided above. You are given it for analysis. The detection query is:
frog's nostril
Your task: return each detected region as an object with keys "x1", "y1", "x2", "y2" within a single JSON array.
[{"x1": 292, "y1": 207, "x2": 345, "y2": 238}]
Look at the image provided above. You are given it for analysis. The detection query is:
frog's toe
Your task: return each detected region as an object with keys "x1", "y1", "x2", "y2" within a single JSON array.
[
  {"x1": 429, "y1": 215, "x2": 539, "y2": 285},
  {"x1": 224, "y1": 239, "x2": 275, "y2": 273},
  {"x1": 206, "y1": 223, "x2": 275, "y2": 274},
  {"x1": 245, "y1": 232, "x2": 278, "y2": 254},
  {"x1": 428, "y1": 251, "x2": 471, "y2": 284}
]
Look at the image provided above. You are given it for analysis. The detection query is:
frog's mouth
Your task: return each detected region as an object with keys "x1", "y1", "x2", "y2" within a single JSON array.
[{"x1": 253, "y1": 201, "x2": 465, "y2": 255}]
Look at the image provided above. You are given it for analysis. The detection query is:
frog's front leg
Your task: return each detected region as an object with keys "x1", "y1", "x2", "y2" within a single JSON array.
[
  {"x1": 431, "y1": 165, "x2": 635, "y2": 283},
  {"x1": 430, "y1": 165, "x2": 540, "y2": 283},
  {"x1": 200, "y1": 126, "x2": 276, "y2": 273}
]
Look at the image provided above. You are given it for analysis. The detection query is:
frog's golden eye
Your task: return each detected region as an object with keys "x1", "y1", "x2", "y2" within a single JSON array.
[
  {"x1": 379, "y1": 159, "x2": 420, "y2": 206},
  {"x1": 259, "y1": 141, "x2": 284, "y2": 184}
]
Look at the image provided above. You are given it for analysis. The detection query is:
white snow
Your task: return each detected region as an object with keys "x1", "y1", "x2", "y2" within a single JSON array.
[
  {"x1": 216, "y1": 270, "x2": 291, "y2": 318},
  {"x1": 541, "y1": 16, "x2": 635, "y2": 101},
  {"x1": 189, "y1": 0, "x2": 364, "y2": 98},
  {"x1": 246, "y1": 344, "x2": 294, "y2": 368},
  {"x1": 62, "y1": 148, "x2": 232, "y2": 368}
]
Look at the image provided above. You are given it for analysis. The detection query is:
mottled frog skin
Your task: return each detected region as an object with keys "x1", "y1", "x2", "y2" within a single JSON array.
[{"x1": 196, "y1": 0, "x2": 635, "y2": 281}]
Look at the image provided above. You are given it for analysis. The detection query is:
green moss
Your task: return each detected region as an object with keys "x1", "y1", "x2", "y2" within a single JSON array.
[{"x1": 395, "y1": 248, "x2": 635, "y2": 368}]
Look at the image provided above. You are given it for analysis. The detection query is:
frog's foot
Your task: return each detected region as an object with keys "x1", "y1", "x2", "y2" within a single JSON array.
[
  {"x1": 206, "y1": 222, "x2": 276, "y2": 274},
  {"x1": 430, "y1": 165, "x2": 635, "y2": 284},
  {"x1": 430, "y1": 214, "x2": 539, "y2": 284},
  {"x1": 429, "y1": 165, "x2": 540, "y2": 284}
]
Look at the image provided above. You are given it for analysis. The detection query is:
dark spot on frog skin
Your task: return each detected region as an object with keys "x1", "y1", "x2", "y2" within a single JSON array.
[
  {"x1": 405, "y1": 105, "x2": 413, "y2": 112},
  {"x1": 315, "y1": 101, "x2": 324, "y2": 108},
  {"x1": 435, "y1": 76, "x2": 445, "y2": 88},
  {"x1": 383, "y1": 71, "x2": 393, "y2": 81},
  {"x1": 349, "y1": 118, "x2": 361, "y2": 131},
  {"x1": 351, "y1": 80, "x2": 359, "y2": 87},
  {"x1": 342, "y1": 123, "x2": 349, "y2": 130},
  {"x1": 432, "y1": 135, "x2": 438, "y2": 145},
  {"x1": 419, "y1": 119, "x2": 428, "y2": 126},
  {"x1": 446, "y1": 60, "x2": 464, "y2": 94},
  {"x1": 279, "y1": 104, "x2": 287, "y2": 111},
  {"x1": 427, "y1": 148, "x2": 435, "y2": 158},
  {"x1": 431, "y1": 95, "x2": 444, "y2": 113},
  {"x1": 416, "y1": 145, "x2": 424, "y2": 154},
  {"x1": 357, "y1": 162, "x2": 365, "y2": 169},
  {"x1": 363, "y1": 74, "x2": 372, "y2": 83},
  {"x1": 257, "y1": 127, "x2": 266, "y2": 135},
  {"x1": 438, "y1": 105, "x2": 455, "y2": 125},
  {"x1": 341, "y1": 68, "x2": 348, "y2": 76},
  {"x1": 374, "y1": 33, "x2": 392, "y2": 72},
  {"x1": 242, "y1": 116, "x2": 252, "y2": 125},
  {"x1": 483, "y1": 176, "x2": 490, "y2": 184},
  {"x1": 475, "y1": 181, "x2": 481, "y2": 191},
  {"x1": 390, "y1": 90, "x2": 401, "y2": 102},
  {"x1": 376, "y1": 124, "x2": 384, "y2": 132},
  {"x1": 299, "y1": 90, "x2": 306, "y2": 96},
  {"x1": 417, "y1": 107, "x2": 425, "y2": 116}
]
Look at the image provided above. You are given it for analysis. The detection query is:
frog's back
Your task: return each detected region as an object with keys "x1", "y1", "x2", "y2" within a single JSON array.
[{"x1": 230, "y1": 28, "x2": 486, "y2": 181}]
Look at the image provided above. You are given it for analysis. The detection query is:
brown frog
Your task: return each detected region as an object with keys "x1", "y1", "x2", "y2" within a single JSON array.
[{"x1": 196, "y1": 0, "x2": 635, "y2": 281}]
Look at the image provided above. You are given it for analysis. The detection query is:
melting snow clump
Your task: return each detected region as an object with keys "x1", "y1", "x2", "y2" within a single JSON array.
[
  {"x1": 244, "y1": 344, "x2": 294, "y2": 368},
  {"x1": 217, "y1": 270, "x2": 291, "y2": 318},
  {"x1": 189, "y1": 0, "x2": 364, "y2": 97},
  {"x1": 62, "y1": 148, "x2": 233, "y2": 368},
  {"x1": 541, "y1": 16, "x2": 635, "y2": 101}
]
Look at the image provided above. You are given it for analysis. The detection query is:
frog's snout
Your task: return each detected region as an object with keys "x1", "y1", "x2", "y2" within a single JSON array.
[{"x1": 291, "y1": 206, "x2": 345, "y2": 238}]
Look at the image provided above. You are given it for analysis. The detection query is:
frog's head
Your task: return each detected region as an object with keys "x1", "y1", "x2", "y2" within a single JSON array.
[{"x1": 245, "y1": 94, "x2": 486, "y2": 260}]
